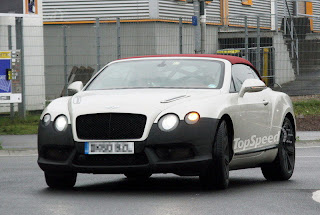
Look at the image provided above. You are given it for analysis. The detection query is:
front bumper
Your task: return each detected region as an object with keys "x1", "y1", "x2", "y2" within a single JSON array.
[{"x1": 38, "y1": 118, "x2": 219, "y2": 176}]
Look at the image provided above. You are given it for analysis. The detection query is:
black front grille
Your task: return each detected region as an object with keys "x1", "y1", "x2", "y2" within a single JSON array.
[
  {"x1": 76, "y1": 113, "x2": 147, "y2": 140},
  {"x1": 73, "y1": 153, "x2": 149, "y2": 166}
]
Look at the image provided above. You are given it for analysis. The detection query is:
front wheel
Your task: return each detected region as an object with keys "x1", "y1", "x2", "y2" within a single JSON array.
[
  {"x1": 45, "y1": 172, "x2": 77, "y2": 189},
  {"x1": 200, "y1": 120, "x2": 231, "y2": 190},
  {"x1": 261, "y1": 117, "x2": 295, "y2": 181}
]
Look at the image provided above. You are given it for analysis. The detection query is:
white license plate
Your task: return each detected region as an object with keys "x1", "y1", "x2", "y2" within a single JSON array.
[{"x1": 85, "y1": 142, "x2": 134, "y2": 155}]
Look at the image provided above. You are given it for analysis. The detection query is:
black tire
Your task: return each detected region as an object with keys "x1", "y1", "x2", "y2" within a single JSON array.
[
  {"x1": 200, "y1": 120, "x2": 231, "y2": 190},
  {"x1": 124, "y1": 173, "x2": 152, "y2": 180},
  {"x1": 45, "y1": 172, "x2": 77, "y2": 189},
  {"x1": 261, "y1": 117, "x2": 295, "y2": 181}
]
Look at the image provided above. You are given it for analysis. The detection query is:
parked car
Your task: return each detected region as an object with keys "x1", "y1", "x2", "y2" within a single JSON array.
[{"x1": 38, "y1": 54, "x2": 296, "y2": 189}]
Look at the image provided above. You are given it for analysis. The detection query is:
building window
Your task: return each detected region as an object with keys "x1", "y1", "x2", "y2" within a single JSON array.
[{"x1": 242, "y1": 0, "x2": 253, "y2": 6}]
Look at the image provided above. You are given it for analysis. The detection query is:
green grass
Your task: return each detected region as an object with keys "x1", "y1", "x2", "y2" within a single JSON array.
[
  {"x1": 293, "y1": 99, "x2": 320, "y2": 116},
  {"x1": 0, "y1": 114, "x2": 40, "y2": 135}
]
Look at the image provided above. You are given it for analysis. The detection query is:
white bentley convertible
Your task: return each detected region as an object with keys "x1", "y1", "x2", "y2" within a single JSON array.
[{"x1": 38, "y1": 54, "x2": 296, "y2": 189}]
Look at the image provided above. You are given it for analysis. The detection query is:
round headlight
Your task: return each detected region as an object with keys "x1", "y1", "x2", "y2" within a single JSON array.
[
  {"x1": 158, "y1": 114, "x2": 179, "y2": 132},
  {"x1": 42, "y1": 114, "x2": 51, "y2": 126},
  {"x1": 185, "y1": 112, "x2": 200, "y2": 124},
  {"x1": 54, "y1": 115, "x2": 68, "y2": 132}
]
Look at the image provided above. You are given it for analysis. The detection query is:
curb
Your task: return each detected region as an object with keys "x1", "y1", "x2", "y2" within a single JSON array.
[
  {"x1": 296, "y1": 141, "x2": 320, "y2": 147},
  {"x1": 0, "y1": 149, "x2": 37, "y2": 157}
]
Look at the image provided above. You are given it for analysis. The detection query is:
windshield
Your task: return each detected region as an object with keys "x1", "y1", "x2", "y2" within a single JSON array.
[{"x1": 86, "y1": 59, "x2": 224, "y2": 90}]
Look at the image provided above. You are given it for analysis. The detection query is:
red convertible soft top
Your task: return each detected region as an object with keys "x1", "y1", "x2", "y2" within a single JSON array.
[{"x1": 122, "y1": 54, "x2": 261, "y2": 78}]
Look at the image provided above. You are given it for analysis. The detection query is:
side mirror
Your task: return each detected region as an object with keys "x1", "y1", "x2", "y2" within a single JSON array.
[
  {"x1": 239, "y1": 79, "x2": 266, "y2": 97},
  {"x1": 67, "y1": 81, "x2": 83, "y2": 96}
]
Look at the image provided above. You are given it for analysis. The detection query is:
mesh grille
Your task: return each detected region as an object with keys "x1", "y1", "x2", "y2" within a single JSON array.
[
  {"x1": 76, "y1": 113, "x2": 147, "y2": 140},
  {"x1": 73, "y1": 153, "x2": 149, "y2": 166}
]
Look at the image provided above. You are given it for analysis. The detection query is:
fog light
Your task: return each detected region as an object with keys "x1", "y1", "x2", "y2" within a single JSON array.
[
  {"x1": 185, "y1": 112, "x2": 200, "y2": 124},
  {"x1": 43, "y1": 148, "x2": 72, "y2": 161},
  {"x1": 156, "y1": 147, "x2": 194, "y2": 160}
]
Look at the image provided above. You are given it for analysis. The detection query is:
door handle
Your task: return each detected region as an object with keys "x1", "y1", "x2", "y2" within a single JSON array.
[{"x1": 263, "y1": 100, "x2": 269, "y2": 106}]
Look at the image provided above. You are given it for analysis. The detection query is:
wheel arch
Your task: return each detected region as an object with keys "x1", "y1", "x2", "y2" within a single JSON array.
[
  {"x1": 220, "y1": 114, "x2": 234, "y2": 160},
  {"x1": 285, "y1": 112, "x2": 296, "y2": 138}
]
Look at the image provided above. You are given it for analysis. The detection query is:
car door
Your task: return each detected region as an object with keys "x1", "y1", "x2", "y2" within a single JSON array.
[{"x1": 231, "y1": 64, "x2": 272, "y2": 154}]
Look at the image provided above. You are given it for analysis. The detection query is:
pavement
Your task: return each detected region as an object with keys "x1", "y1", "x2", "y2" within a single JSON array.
[
  {"x1": 297, "y1": 131, "x2": 320, "y2": 141},
  {"x1": 0, "y1": 134, "x2": 37, "y2": 149},
  {"x1": 0, "y1": 134, "x2": 38, "y2": 156},
  {"x1": 0, "y1": 146, "x2": 320, "y2": 214},
  {"x1": 272, "y1": 71, "x2": 320, "y2": 96}
]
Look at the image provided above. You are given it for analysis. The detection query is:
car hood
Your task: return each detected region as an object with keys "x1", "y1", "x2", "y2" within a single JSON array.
[{"x1": 69, "y1": 89, "x2": 221, "y2": 119}]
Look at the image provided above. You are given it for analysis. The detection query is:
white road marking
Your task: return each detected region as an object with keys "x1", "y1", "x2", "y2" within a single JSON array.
[{"x1": 312, "y1": 190, "x2": 320, "y2": 204}]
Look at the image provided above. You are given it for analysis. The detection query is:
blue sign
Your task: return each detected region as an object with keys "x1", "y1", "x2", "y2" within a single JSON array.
[
  {"x1": 192, "y1": 16, "x2": 198, "y2": 26},
  {"x1": 0, "y1": 59, "x2": 11, "y2": 93}
]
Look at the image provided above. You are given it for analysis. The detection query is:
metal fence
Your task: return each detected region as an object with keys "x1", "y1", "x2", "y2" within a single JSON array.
[{"x1": 1, "y1": 15, "x2": 320, "y2": 115}]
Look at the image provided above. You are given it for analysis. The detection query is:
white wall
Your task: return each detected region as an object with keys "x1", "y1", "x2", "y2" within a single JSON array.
[{"x1": 273, "y1": 33, "x2": 296, "y2": 85}]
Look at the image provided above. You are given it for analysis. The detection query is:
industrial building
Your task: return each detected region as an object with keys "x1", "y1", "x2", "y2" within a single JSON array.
[{"x1": 1, "y1": 0, "x2": 320, "y2": 111}]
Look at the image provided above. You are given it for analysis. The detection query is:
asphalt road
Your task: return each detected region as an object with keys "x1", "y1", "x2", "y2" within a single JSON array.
[{"x1": 0, "y1": 146, "x2": 320, "y2": 215}]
